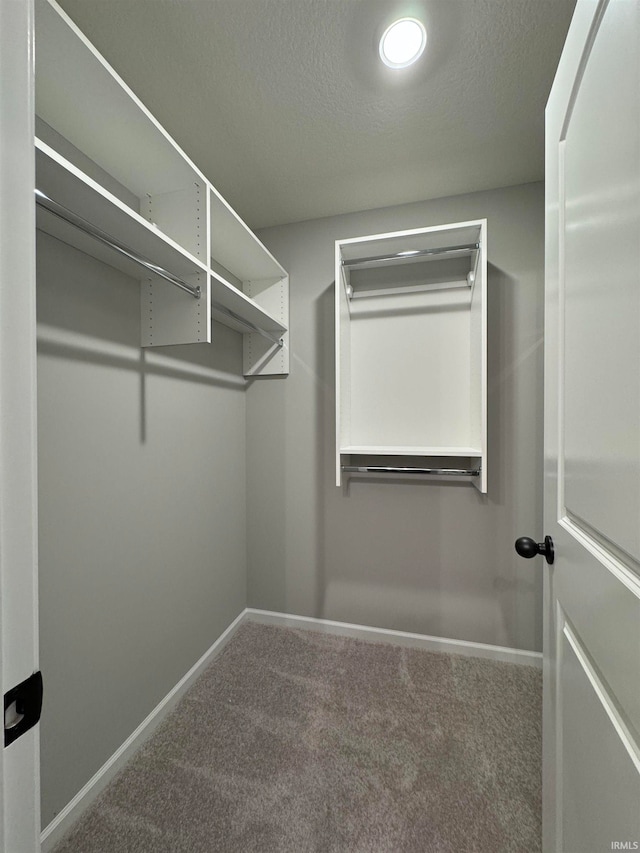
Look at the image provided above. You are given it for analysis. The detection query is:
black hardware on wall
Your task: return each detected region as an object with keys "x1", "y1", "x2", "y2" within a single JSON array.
[{"x1": 4, "y1": 671, "x2": 43, "y2": 747}]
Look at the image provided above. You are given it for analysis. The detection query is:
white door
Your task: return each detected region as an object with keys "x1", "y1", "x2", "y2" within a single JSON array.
[
  {"x1": 0, "y1": 0, "x2": 41, "y2": 850},
  {"x1": 543, "y1": 0, "x2": 640, "y2": 850}
]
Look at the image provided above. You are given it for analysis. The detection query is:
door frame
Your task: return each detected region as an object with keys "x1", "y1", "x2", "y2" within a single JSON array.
[{"x1": 0, "y1": 0, "x2": 41, "y2": 849}]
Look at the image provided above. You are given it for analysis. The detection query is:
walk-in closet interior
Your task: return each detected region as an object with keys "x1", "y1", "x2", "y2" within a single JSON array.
[{"x1": 14, "y1": 0, "x2": 582, "y2": 848}]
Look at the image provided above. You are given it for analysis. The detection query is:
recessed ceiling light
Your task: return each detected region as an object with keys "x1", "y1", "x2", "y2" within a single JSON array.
[{"x1": 379, "y1": 18, "x2": 427, "y2": 69}]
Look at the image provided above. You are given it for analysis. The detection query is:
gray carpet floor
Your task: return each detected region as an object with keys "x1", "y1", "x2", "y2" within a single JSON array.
[{"x1": 52, "y1": 621, "x2": 542, "y2": 852}]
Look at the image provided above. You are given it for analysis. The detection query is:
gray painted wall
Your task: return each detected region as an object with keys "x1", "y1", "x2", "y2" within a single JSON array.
[
  {"x1": 248, "y1": 182, "x2": 544, "y2": 653},
  {"x1": 37, "y1": 232, "x2": 247, "y2": 826},
  {"x1": 37, "y1": 180, "x2": 545, "y2": 827}
]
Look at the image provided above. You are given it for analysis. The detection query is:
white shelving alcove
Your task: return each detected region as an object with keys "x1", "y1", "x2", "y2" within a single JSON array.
[
  {"x1": 209, "y1": 187, "x2": 289, "y2": 377},
  {"x1": 335, "y1": 220, "x2": 488, "y2": 492},
  {"x1": 34, "y1": 0, "x2": 289, "y2": 369}
]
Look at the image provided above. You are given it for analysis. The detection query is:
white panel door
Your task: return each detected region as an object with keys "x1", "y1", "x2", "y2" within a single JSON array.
[
  {"x1": 544, "y1": 1, "x2": 640, "y2": 850},
  {"x1": 0, "y1": 0, "x2": 41, "y2": 850}
]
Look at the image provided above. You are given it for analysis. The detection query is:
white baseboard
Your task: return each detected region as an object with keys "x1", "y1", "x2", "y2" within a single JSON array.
[
  {"x1": 42, "y1": 606, "x2": 541, "y2": 850},
  {"x1": 245, "y1": 609, "x2": 543, "y2": 668},
  {"x1": 40, "y1": 609, "x2": 247, "y2": 852}
]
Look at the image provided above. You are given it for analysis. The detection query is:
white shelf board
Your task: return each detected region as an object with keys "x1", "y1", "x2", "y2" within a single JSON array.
[
  {"x1": 339, "y1": 221, "x2": 484, "y2": 264},
  {"x1": 340, "y1": 446, "x2": 482, "y2": 457},
  {"x1": 210, "y1": 270, "x2": 287, "y2": 335},
  {"x1": 36, "y1": 141, "x2": 206, "y2": 281},
  {"x1": 35, "y1": 0, "x2": 289, "y2": 362},
  {"x1": 36, "y1": 144, "x2": 287, "y2": 342},
  {"x1": 35, "y1": 0, "x2": 204, "y2": 198},
  {"x1": 209, "y1": 187, "x2": 286, "y2": 283}
]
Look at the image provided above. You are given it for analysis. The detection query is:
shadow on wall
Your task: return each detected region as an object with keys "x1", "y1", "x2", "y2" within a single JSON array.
[
  {"x1": 487, "y1": 261, "x2": 543, "y2": 647},
  {"x1": 313, "y1": 282, "x2": 334, "y2": 617},
  {"x1": 487, "y1": 261, "x2": 512, "y2": 506},
  {"x1": 37, "y1": 232, "x2": 246, "y2": 443},
  {"x1": 245, "y1": 367, "x2": 290, "y2": 614},
  {"x1": 350, "y1": 301, "x2": 469, "y2": 321},
  {"x1": 310, "y1": 263, "x2": 542, "y2": 647},
  {"x1": 37, "y1": 230, "x2": 251, "y2": 827}
]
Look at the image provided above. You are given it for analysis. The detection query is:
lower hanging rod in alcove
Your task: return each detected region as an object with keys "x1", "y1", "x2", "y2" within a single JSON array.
[
  {"x1": 35, "y1": 189, "x2": 202, "y2": 298},
  {"x1": 341, "y1": 465, "x2": 480, "y2": 477}
]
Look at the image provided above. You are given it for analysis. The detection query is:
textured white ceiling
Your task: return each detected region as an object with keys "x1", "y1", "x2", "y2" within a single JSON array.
[{"x1": 57, "y1": 0, "x2": 575, "y2": 229}]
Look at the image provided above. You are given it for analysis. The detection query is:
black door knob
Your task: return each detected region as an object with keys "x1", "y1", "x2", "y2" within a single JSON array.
[{"x1": 515, "y1": 535, "x2": 554, "y2": 565}]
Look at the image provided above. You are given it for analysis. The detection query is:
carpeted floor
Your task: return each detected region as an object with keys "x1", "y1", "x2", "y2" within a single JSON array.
[{"x1": 52, "y1": 621, "x2": 542, "y2": 852}]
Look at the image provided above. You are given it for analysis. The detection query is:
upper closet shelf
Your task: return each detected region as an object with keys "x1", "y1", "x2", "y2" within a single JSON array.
[
  {"x1": 210, "y1": 188, "x2": 285, "y2": 283},
  {"x1": 341, "y1": 223, "x2": 482, "y2": 300},
  {"x1": 35, "y1": 0, "x2": 204, "y2": 205},
  {"x1": 35, "y1": 141, "x2": 206, "y2": 285},
  {"x1": 35, "y1": 0, "x2": 289, "y2": 370},
  {"x1": 208, "y1": 187, "x2": 290, "y2": 375},
  {"x1": 341, "y1": 242, "x2": 479, "y2": 272},
  {"x1": 210, "y1": 270, "x2": 287, "y2": 337},
  {"x1": 339, "y1": 223, "x2": 483, "y2": 264}
]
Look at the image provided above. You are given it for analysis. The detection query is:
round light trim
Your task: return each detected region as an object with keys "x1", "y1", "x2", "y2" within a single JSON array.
[{"x1": 379, "y1": 18, "x2": 427, "y2": 69}]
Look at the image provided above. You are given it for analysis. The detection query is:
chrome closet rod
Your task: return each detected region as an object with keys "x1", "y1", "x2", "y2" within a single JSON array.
[
  {"x1": 35, "y1": 189, "x2": 201, "y2": 299},
  {"x1": 341, "y1": 466, "x2": 480, "y2": 476},
  {"x1": 342, "y1": 243, "x2": 480, "y2": 268},
  {"x1": 211, "y1": 302, "x2": 284, "y2": 348},
  {"x1": 36, "y1": 189, "x2": 285, "y2": 347}
]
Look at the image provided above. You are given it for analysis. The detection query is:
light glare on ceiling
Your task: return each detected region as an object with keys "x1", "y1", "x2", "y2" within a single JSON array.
[{"x1": 379, "y1": 18, "x2": 427, "y2": 69}]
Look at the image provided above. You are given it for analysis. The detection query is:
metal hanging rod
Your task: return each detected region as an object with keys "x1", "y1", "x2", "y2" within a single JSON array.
[
  {"x1": 341, "y1": 465, "x2": 480, "y2": 477},
  {"x1": 211, "y1": 302, "x2": 284, "y2": 348},
  {"x1": 35, "y1": 189, "x2": 201, "y2": 299},
  {"x1": 342, "y1": 243, "x2": 480, "y2": 269},
  {"x1": 36, "y1": 189, "x2": 285, "y2": 348}
]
